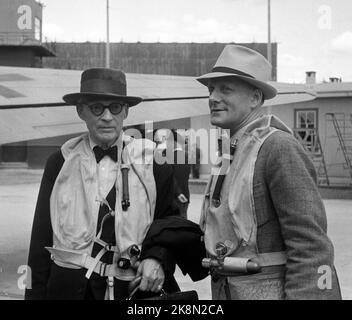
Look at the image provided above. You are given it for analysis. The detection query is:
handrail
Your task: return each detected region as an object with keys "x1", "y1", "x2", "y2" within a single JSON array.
[
  {"x1": 326, "y1": 113, "x2": 352, "y2": 180},
  {"x1": 293, "y1": 128, "x2": 330, "y2": 185}
]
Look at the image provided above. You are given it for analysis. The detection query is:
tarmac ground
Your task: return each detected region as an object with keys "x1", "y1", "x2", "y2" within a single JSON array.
[{"x1": 0, "y1": 169, "x2": 351, "y2": 300}]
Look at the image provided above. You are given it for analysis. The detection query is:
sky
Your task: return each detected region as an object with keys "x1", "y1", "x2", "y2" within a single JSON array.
[{"x1": 40, "y1": 0, "x2": 352, "y2": 83}]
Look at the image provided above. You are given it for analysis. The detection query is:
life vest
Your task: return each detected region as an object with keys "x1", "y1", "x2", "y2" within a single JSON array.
[
  {"x1": 200, "y1": 115, "x2": 292, "y2": 300},
  {"x1": 46, "y1": 133, "x2": 156, "y2": 299}
]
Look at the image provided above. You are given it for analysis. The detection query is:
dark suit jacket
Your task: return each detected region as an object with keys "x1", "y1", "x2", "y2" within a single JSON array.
[
  {"x1": 253, "y1": 131, "x2": 341, "y2": 300},
  {"x1": 25, "y1": 150, "x2": 179, "y2": 300},
  {"x1": 173, "y1": 148, "x2": 190, "y2": 200}
]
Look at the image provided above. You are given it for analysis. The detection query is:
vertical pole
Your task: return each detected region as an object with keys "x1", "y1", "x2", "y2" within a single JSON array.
[
  {"x1": 106, "y1": 0, "x2": 110, "y2": 68},
  {"x1": 267, "y1": 0, "x2": 272, "y2": 114},
  {"x1": 267, "y1": 0, "x2": 272, "y2": 69}
]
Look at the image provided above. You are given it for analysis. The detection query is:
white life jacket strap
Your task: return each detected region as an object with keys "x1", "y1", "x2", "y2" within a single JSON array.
[
  {"x1": 94, "y1": 238, "x2": 119, "y2": 253},
  {"x1": 222, "y1": 153, "x2": 234, "y2": 161},
  {"x1": 46, "y1": 247, "x2": 89, "y2": 268},
  {"x1": 46, "y1": 247, "x2": 121, "y2": 277},
  {"x1": 105, "y1": 276, "x2": 115, "y2": 300},
  {"x1": 213, "y1": 251, "x2": 287, "y2": 277},
  {"x1": 85, "y1": 247, "x2": 107, "y2": 279},
  {"x1": 252, "y1": 251, "x2": 287, "y2": 267}
]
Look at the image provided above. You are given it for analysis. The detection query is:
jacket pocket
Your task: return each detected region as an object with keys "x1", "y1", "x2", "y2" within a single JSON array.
[{"x1": 226, "y1": 272, "x2": 285, "y2": 300}]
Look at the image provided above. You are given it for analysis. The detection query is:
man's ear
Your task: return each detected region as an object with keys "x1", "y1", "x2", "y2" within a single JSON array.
[
  {"x1": 123, "y1": 105, "x2": 129, "y2": 119},
  {"x1": 250, "y1": 89, "x2": 263, "y2": 109},
  {"x1": 76, "y1": 104, "x2": 85, "y2": 120}
]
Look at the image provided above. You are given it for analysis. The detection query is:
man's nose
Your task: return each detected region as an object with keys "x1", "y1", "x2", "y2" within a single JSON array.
[
  {"x1": 209, "y1": 88, "x2": 221, "y2": 103},
  {"x1": 101, "y1": 107, "x2": 113, "y2": 120}
]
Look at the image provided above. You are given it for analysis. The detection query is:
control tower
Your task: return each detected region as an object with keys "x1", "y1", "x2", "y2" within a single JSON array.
[{"x1": 0, "y1": 0, "x2": 55, "y2": 67}]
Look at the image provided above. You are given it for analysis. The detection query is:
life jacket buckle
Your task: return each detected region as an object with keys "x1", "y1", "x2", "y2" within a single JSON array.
[
  {"x1": 107, "y1": 277, "x2": 114, "y2": 287},
  {"x1": 212, "y1": 198, "x2": 221, "y2": 208},
  {"x1": 122, "y1": 199, "x2": 130, "y2": 211},
  {"x1": 117, "y1": 258, "x2": 131, "y2": 270},
  {"x1": 104, "y1": 243, "x2": 114, "y2": 251},
  {"x1": 128, "y1": 244, "x2": 140, "y2": 257},
  {"x1": 99, "y1": 262, "x2": 107, "y2": 276}
]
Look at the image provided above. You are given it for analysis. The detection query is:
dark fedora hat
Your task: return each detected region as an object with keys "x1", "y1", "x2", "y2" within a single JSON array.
[
  {"x1": 63, "y1": 68, "x2": 142, "y2": 106},
  {"x1": 196, "y1": 45, "x2": 277, "y2": 100}
]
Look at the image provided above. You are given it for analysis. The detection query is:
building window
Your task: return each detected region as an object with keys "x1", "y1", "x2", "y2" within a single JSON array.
[
  {"x1": 35, "y1": 17, "x2": 41, "y2": 41},
  {"x1": 294, "y1": 109, "x2": 318, "y2": 152}
]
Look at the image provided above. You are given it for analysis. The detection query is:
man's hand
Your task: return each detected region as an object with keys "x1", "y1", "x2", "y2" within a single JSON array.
[
  {"x1": 135, "y1": 258, "x2": 165, "y2": 293},
  {"x1": 177, "y1": 193, "x2": 188, "y2": 203}
]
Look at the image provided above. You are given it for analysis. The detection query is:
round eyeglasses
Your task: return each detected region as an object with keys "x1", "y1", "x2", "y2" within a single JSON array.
[{"x1": 86, "y1": 102, "x2": 128, "y2": 116}]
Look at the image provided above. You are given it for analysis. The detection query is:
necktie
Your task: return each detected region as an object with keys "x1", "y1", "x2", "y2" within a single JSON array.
[{"x1": 93, "y1": 145, "x2": 118, "y2": 163}]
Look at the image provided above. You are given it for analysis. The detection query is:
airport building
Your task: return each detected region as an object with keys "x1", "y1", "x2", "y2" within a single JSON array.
[
  {"x1": 0, "y1": 0, "x2": 55, "y2": 67},
  {"x1": 0, "y1": 0, "x2": 55, "y2": 165},
  {"x1": 0, "y1": 2, "x2": 351, "y2": 187},
  {"x1": 0, "y1": 41, "x2": 277, "y2": 169},
  {"x1": 270, "y1": 73, "x2": 352, "y2": 186}
]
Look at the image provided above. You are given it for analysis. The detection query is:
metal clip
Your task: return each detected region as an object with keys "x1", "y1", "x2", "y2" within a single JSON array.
[
  {"x1": 215, "y1": 242, "x2": 228, "y2": 259},
  {"x1": 107, "y1": 277, "x2": 114, "y2": 288},
  {"x1": 202, "y1": 241, "x2": 261, "y2": 274},
  {"x1": 104, "y1": 243, "x2": 114, "y2": 251},
  {"x1": 229, "y1": 139, "x2": 238, "y2": 163},
  {"x1": 129, "y1": 245, "x2": 140, "y2": 257},
  {"x1": 212, "y1": 198, "x2": 221, "y2": 208}
]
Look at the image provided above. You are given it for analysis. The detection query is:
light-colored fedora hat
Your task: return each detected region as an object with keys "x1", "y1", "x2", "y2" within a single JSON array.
[
  {"x1": 63, "y1": 68, "x2": 142, "y2": 106},
  {"x1": 196, "y1": 45, "x2": 277, "y2": 100}
]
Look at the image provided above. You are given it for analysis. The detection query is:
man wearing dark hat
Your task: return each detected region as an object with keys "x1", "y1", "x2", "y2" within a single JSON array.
[
  {"x1": 197, "y1": 45, "x2": 341, "y2": 300},
  {"x1": 25, "y1": 68, "x2": 180, "y2": 300}
]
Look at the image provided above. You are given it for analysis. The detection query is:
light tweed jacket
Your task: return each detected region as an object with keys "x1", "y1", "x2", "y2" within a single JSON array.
[{"x1": 253, "y1": 130, "x2": 341, "y2": 299}]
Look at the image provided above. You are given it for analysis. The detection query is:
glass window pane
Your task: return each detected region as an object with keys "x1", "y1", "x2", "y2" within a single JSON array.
[
  {"x1": 297, "y1": 112, "x2": 306, "y2": 128},
  {"x1": 307, "y1": 112, "x2": 316, "y2": 128},
  {"x1": 35, "y1": 18, "x2": 41, "y2": 41}
]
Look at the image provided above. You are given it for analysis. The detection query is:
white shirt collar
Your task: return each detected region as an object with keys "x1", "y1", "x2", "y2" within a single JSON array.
[{"x1": 88, "y1": 134, "x2": 121, "y2": 150}]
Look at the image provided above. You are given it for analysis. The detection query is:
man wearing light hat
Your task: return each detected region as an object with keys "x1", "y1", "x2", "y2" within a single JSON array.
[
  {"x1": 25, "y1": 68, "x2": 181, "y2": 300},
  {"x1": 197, "y1": 45, "x2": 341, "y2": 300}
]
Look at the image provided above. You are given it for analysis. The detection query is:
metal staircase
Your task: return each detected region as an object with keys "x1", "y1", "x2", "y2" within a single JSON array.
[
  {"x1": 293, "y1": 128, "x2": 330, "y2": 186},
  {"x1": 325, "y1": 113, "x2": 352, "y2": 181}
]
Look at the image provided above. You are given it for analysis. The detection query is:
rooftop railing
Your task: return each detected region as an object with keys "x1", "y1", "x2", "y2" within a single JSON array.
[{"x1": 0, "y1": 32, "x2": 41, "y2": 46}]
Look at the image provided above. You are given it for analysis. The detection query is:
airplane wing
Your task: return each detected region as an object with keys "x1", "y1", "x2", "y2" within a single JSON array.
[{"x1": 0, "y1": 66, "x2": 316, "y2": 145}]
